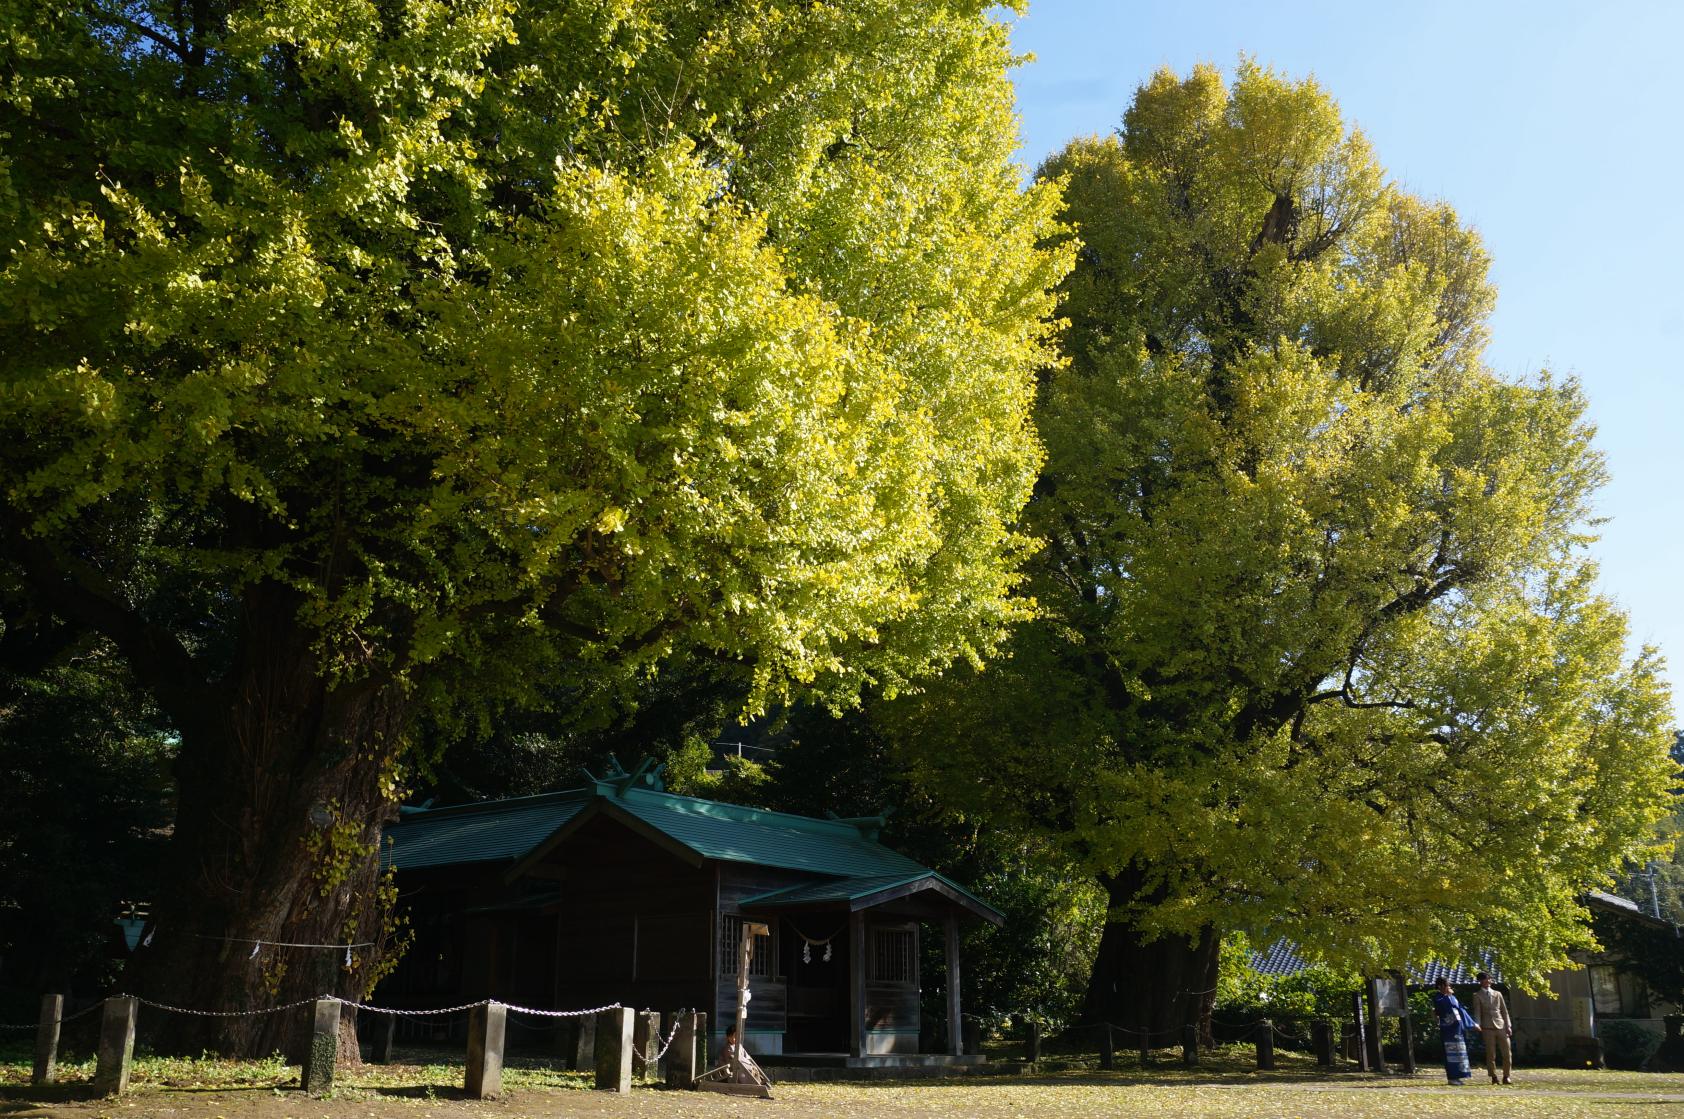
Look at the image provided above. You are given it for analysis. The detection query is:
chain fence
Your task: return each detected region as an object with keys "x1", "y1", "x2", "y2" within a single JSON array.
[
  {"x1": 0, "y1": 1000, "x2": 117, "y2": 1031},
  {"x1": 0, "y1": 995, "x2": 624, "y2": 1031},
  {"x1": 651, "y1": 1016, "x2": 685, "y2": 1062}
]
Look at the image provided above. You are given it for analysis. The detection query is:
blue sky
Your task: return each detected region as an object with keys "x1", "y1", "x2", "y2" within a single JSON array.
[{"x1": 1004, "y1": 0, "x2": 1683, "y2": 706}]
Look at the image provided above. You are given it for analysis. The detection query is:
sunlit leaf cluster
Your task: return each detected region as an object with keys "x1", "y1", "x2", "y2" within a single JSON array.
[{"x1": 0, "y1": 0, "x2": 1070, "y2": 717}]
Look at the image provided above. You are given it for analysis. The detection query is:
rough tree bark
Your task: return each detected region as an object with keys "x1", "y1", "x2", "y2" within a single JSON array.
[
  {"x1": 125, "y1": 588, "x2": 408, "y2": 1059},
  {"x1": 1083, "y1": 867, "x2": 1222, "y2": 1049}
]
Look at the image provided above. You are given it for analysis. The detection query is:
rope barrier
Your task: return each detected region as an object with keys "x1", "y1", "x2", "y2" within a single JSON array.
[
  {"x1": 127, "y1": 994, "x2": 323, "y2": 1019},
  {"x1": 652, "y1": 1016, "x2": 684, "y2": 1061},
  {"x1": 337, "y1": 998, "x2": 487, "y2": 1018},
  {"x1": 1208, "y1": 1014, "x2": 1255, "y2": 1028},
  {"x1": 0, "y1": 1000, "x2": 111, "y2": 1030},
  {"x1": 0, "y1": 994, "x2": 629, "y2": 1029},
  {"x1": 497, "y1": 1001, "x2": 622, "y2": 1019},
  {"x1": 1078, "y1": 1019, "x2": 1181, "y2": 1043},
  {"x1": 194, "y1": 934, "x2": 376, "y2": 950},
  {"x1": 501, "y1": 1011, "x2": 566, "y2": 1032}
]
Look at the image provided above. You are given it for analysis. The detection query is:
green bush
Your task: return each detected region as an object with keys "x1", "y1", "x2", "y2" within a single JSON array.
[
  {"x1": 1215, "y1": 933, "x2": 1361, "y2": 1022},
  {"x1": 1598, "y1": 1019, "x2": 1662, "y2": 1070}
]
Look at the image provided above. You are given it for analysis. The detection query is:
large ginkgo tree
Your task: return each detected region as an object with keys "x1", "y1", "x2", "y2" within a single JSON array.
[
  {"x1": 889, "y1": 63, "x2": 1677, "y2": 1040},
  {"x1": 0, "y1": 0, "x2": 1070, "y2": 1052}
]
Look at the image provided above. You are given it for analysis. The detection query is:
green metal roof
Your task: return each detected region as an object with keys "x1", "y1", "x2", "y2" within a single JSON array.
[
  {"x1": 386, "y1": 772, "x2": 931, "y2": 882},
  {"x1": 605, "y1": 788, "x2": 929, "y2": 879},
  {"x1": 382, "y1": 789, "x2": 590, "y2": 871},
  {"x1": 738, "y1": 871, "x2": 1003, "y2": 924}
]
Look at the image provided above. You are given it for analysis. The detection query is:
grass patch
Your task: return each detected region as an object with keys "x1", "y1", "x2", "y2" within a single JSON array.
[
  {"x1": 0, "y1": 1041, "x2": 614, "y2": 1097},
  {"x1": 4, "y1": 1040, "x2": 1683, "y2": 1117}
]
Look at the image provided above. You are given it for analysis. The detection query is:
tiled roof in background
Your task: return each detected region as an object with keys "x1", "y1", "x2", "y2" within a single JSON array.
[{"x1": 1248, "y1": 938, "x2": 1503, "y2": 986}]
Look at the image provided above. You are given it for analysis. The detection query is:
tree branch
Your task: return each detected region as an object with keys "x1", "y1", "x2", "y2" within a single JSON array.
[
  {"x1": 0, "y1": 530, "x2": 219, "y2": 724},
  {"x1": 92, "y1": 10, "x2": 191, "y2": 62}
]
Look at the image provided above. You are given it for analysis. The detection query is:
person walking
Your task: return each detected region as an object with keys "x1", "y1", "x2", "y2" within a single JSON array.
[
  {"x1": 1468, "y1": 971, "x2": 1514, "y2": 1084},
  {"x1": 1431, "y1": 976, "x2": 1473, "y2": 1084}
]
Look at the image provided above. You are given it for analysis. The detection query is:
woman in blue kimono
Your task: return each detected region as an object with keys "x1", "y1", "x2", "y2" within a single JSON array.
[{"x1": 1432, "y1": 976, "x2": 1473, "y2": 1084}]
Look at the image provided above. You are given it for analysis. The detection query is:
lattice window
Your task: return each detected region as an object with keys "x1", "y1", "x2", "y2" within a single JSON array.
[
  {"x1": 871, "y1": 927, "x2": 915, "y2": 983},
  {"x1": 720, "y1": 914, "x2": 775, "y2": 977}
]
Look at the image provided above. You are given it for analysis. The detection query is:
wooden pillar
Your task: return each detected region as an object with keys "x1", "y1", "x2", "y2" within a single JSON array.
[
  {"x1": 465, "y1": 1001, "x2": 506, "y2": 1100},
  {"x1": 666, "y1": 1011, "x2": 700, "y2": 1089},
  {"x1": 371, "y1": 1012, "x2": 395, "y2": 1065},
  {"x1": 595, "y1": 1007, "x2": 633, "y2": 1093},
  {"x1": 849, "y1": 910, "x2": 866, "y2": 1058},
  {"x1": 33, "y1": 994, "x2": 61, "y2": 1086},
  {"x1": 572, "y1": 1014, "x2": 597, "y2": 1072},
  {"x1": 1312, "y1": 1019, "x2": 1335, "y2": 1066},
  {"x1": 1398, "y1": 984, "x2": 1417, "y2": 1076},
  {"x1": 1181, "y1": 1022, "x2": 1198, "y2": 1067},
  {"x1": 92, "y1": 996, "x2": 136, "y2": 1096},
  {"x1": 1365, "y1": 978, "x2": 1388, "y2": 1073},
  {"x1": 944, "y1": 914, "x2": 963, "y2": 1057},
  {"x1": 1350, "y1": 992, "x2": 1370, "y2": 1071},
  {"x1": 1255, "y1": 1018, "x2": 1275, "y2": 1070},
  {"x1": 1099, "y1": 1023, "x2": 1114, "y2": 1069},
  {"x1": 301, "y1": 997, "x2": 341, "y2": 1097},
  {"x1": 1026, "y1": 1019, "x2": 1042, "y2": 1063},
  {"x1": 632, "y1": 1009, "x2": 659, "y2": 1079}
]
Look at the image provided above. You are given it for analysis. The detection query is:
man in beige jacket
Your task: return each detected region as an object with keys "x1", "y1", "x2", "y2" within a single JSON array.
[{"x1": 1468, "y1": 971, "x2": 1513, "y2": 1084}]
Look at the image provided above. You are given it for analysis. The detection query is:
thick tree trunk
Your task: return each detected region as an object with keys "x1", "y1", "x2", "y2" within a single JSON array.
[
  {"x1": 1083, "y1": 867, "x2": 1222, "y2": 1049},
  {"x1": 126, "y1": 593, "x2": 409, "y2": 1058}
]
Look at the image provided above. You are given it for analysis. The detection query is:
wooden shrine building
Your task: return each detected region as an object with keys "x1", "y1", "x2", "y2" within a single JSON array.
[{"x1": 377, "y1": 757, "x2": 1001, "y2": 1064}]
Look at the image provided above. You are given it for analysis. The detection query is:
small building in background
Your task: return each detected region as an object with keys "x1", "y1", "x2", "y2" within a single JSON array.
[
  {"x1": 1249, "y1": 890, "x2": 1680, "y2": 1062},
  {"x1": 378, "y1": 756, "x2": 1000, "y2": 1067}
]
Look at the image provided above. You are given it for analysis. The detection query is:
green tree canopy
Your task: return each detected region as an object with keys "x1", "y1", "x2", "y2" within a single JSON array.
[
  {"x1": 0, "y1": 645, "x2": 174, "y2": 1010},
  {"x1": 0, "y1": 0, "x2": 1069, "y2": 1051},
  {"x1": 889, "y1": 62, "x2": 1678, "y2": 1032}
]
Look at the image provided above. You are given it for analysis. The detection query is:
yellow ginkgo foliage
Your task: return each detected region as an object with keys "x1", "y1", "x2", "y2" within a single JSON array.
[
  {"x1": 890, "y1": 62, "x2": 1676, "y2": 1038},
  {"x1": 0, "y1": 0, "x2": 1069, "y2": 1052}
]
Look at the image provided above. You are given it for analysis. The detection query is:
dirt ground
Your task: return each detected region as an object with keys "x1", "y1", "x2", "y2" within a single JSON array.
[{"x1": 5, "y1": 1067, "x2": 1684, "y2": 1119}]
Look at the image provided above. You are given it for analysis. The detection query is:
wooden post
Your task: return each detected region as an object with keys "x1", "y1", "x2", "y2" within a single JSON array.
[
  {"x1": 572, "y1": 1014, "x2": 596, "y2": 1071},
  {"x1": 301, "y1": 997, "x2": 341, "y2": 1097},
  {"x1": 1399, "y1": 996, "x2": 1418, "y2": 1075},
  {"x1": 633, "y1": 1009, "x2": 659, "y2": 1079},
  {"x1": 33, "y1": 994, "x2": 62, "y2": 1086},
  {"x1": 849, "y1": 910, "x2": 866, "y2": 1058},
  {"x1": 370, "y1": 1012, "x2": 395, "y2": 1065},
  {"x1": 1312, "y1": 1019, "x2": 1335, "y2": 1066},
  {"x1": 728, "y1": 919, "x2": 769, "y2": 1080},
  {"x1": 943, "y1": 913, "x2": 963, "y2": 1057},
  {"x1": 1365, "y1": 977, "x2": 1388, "y2": 1073},
  {"x1": 465, "y1": 1001, "x2": 506, "y2": 1100},
  {"x1": 92, "y1": 996, "x2": 136, "y2": 1096},
  {"x1": 1256, "y1": 1018, "x2": 1275, "y2": 1070},
  {"x1": 595, "y1": 1007, "x2": 633, "y2": 1093},
  {"x1": 1181, "y1": 1022, "x2": 1198, "y2": 1067},
  {"x1": 1350, "y1": 992, "x2": 1370, "y2": 1071},
  {"x1": 1099, "y1": 1023, "x2": 1114, "y2": 1069},
  {"x1": 666, "y1": 1011, "x2": 700, "y2": 1089},
  {"x1": 1026, "y1": 1019, "x2": 1042, "y2": 1062}
]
